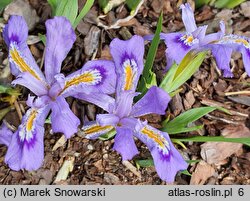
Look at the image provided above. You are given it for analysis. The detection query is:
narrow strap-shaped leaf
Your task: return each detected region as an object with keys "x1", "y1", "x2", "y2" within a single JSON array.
[
  {"x1": 173, "y1": 136, "x2": 250, "y2": 147},
  {"x1": 136, "y1": 12, "x2": 162, "y2": 97},
  {"x1": 162, "y1": 107, "x2": 216, "y2": 134},
  {"x1": 73, "y1": 0, "x2": 95, "y2": 29}
]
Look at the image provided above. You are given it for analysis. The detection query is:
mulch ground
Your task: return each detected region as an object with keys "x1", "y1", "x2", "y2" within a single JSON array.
[{"x1": 0, "y1": 0, "x2": 250, "y2": 185}]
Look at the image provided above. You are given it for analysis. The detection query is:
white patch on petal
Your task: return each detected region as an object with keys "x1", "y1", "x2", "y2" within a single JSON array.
[
  {"x1": 217, "y1": 34, "x2": 250, "y2": 49},
  {"x1": 179, "y1": 34, "x2": 199, "y2": 46},
  {"x1": 9, "y1": 43, "x2": 43, "y2": 81},
  {"x1": 19, "y1": 108, "x2": 39, "y2": 142},
  {"x1": 60, "y1": 69, "x2": 102, "y2": 95},
  {"x1": 82, "y1": 122, "x2": 113, "y2": 139}
]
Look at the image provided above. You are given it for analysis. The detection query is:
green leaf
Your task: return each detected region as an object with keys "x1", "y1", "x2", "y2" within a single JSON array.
[
  {"x1": 135, "y1": 158, "x2": 154, "y2": 168},
  {"x1": 38, "y1": 33, "x2": 46, "y2": 45},
  {"x1": 125, "y1": 0, "x2": 141, "y2": 14},
  {"x1": 98, "y1": 0, "x2": 109, "y2": 9},
  {"x1": 162, "y1": 107, "x2": 217, "y2": 134},
  {"x1": 98, "y1": 129, "x2": 116, "y2": 140},
  {"x1": 99, "y1": 0, "x2": 125, "y2": 14},
  {"x1": 47, "y1": 0, "x2": 59, "y2": 15},
  {"x1": 186, "y1": 159, "x2": 200, "y2": 164},
  {"x1": 0, "y1": 84, "x2": 20, "y2": 96},
  {"x1": 195, "y1": 0, "x2": 211, "y2": 8},
  {"x1": 0, "y1": 107, "x2": 12, "y2": 121},
  {"x1": 181, "y1": 169, "x2": 192, "y2": 176},
  {"x1": 0, "y1": 0, "x2": 12, "y2": 11},
  {"x1": 167, "y1": 125, "x2": 204, "y2": 135},
  {"x1": 55, "y1": 0, "x2": 78, "y2": 25},
  {"x1": 137, "y1": 12, "x2": 162, "y2": 98},
  {"x1": 214, "y1": 0, "x2": 246, "y2": 8},
  {"x1": 174, "y1": 136, "x2": 250, "y2": 147},
  {"x1": 73, "y1": 0, "x2": 95, "y2": 29},
  {"x1": 161, "y1": 51, "x2": 207, "y2": 94},
  {"x1": 159, "y1": 63, "x2": 178, "y2": 91}
]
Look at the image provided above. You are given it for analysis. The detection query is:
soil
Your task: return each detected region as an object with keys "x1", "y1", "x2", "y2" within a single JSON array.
[{"x1": 0, "y1": 0, "x2": 250, "y2": 185}]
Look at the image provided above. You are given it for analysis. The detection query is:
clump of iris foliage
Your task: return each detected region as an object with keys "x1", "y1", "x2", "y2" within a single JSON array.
[{"x1": 0, "y1": 3, "x2": 250, "y2": 183}]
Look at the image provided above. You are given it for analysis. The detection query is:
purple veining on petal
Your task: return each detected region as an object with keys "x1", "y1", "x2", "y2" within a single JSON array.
[
  {"x1": 17, "y1": 129, "x2": 37, "y2": 150},
  {"x1": 158, "y1": 149, "x2": 171, "y2": 162},
  {"x1": 92, "y1": 65, "x2": 107, "y2": 86},
  {"x1": 174, "y1": 35, "x2": 192, "y2": 51},
  {"x1": 120, "y1": 52, "x2": 138, "y2": 67}
]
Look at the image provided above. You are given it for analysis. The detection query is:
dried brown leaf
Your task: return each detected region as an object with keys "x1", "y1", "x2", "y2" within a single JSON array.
[
  {"x1": 190, "y1": 161, "x2": 215, "y2": 185},
  {"x1": 201, "y1": 125, "x2": 250, "y2": 164}
]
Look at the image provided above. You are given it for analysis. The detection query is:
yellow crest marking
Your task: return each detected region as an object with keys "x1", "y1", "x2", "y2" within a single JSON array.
[
  {"x1": 10, "y1": 48, "x2": 41, "y2": 80},
  {"x1": 235, "y1": 39, "x2": 249, "y2": 46},
  {"x1": 124, "y1": 65, "x2": 133, "y2": 90},
  {"x1": 26, "y1": 110, "x2": 38, "y2": 132},
  {"x1": 186, "y1": 36, "x2": 194, "y2": 43},
  {"x1": 84, "y1": 125, "x2": 113, "y2": 135},
  {"x1": 60, "y1": 70, "x2": 100, "y2": 95},
  {"x1": 141, "y1": 127, "x2": 164, "y2": 148}
]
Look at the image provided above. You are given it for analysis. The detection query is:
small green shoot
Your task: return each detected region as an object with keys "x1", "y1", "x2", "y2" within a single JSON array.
[{"x1": 160, "y1": 51, "x2": 207, "y2": 94}]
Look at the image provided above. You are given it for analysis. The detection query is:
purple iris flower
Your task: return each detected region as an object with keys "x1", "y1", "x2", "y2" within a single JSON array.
[
  {"x1": 0, "y1": 123, "x2": 13, "y2": 147},
  {"x1": 81, "y1": 35, "x2": 188, "y2": 183},
  {"x1": 155, "y1": 3, "x2": 209, "y2": 69},
  {"x1": 2, "y1": 15, "x2": 116, "y2": 171},
  {"x1": 146, "y1": 3, "x2": 250, "y2": 77},
  {"x1": 208, "y1": 29, "x2": 250, "y2": 77}
]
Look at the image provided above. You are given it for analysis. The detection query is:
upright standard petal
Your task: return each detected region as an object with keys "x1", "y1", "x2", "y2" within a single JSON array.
[
  {"x1": 113, "y1": 127, "x2": 139, "y2": 161},
  {"x1": 3, "y1": 16, "x2": 46, "y2": 82},
  {"x1": 59, "y1": 60, "x2": 116, "y2": 97},
  {"x1": 131, "y1": 86, "x2": 170, "y2": 117},
  {"x1": 50, "y1": 96, "x2": 80, "y2": 138},
  {"x1": 5, "y1": 106, "x2": 49, "y2": 171},
  {"x1": 82, "y1": 121, "x2": 114, "y2": 140},
  {"x1": 114, "y1": 91, "x2": 138, "y2": 119},
  {"x1": 44, "y1": 16, "x2": 76, "y2": 84},
  {"x1": 110, "y1": 35, "x2": 144, "y2": 95},
  {"x1": 12, "y1": 72, "x2": 48, "y2": 96},
  {"x1": 0, "y1": 123, "x2": 13, "y2": 147},
  {"x1": 180, "y1": 3, "x2": 197, "y2": 33},
  {"x1": 134, "y1": 124, "x2": 187, "y2": 183}
]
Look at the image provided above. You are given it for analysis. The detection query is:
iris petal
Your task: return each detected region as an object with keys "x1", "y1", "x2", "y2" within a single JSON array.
[
  {"x1": 113, "y1": 127, "x2": 139, "y2": 160},
  {"x1": 3, "y1": 16, "x2": 46, "y2": 82},
  {"x1": 82, "y1": 121, "x2": 114, "y2": 140},
  {"x1": 44, "y1": 16, "x2": 76, "y2": 84},
  {"x1": 110, "y1": 35, "x2": 144, "y2": 96},
  {"x1": 5, "y1": 106, "x2": 49, "y2": 171},
  {"x1": 180, "y1": 3, "x2": 197, "y2": 33},
  {"x1": 61, "y1": 60, "x2": 116, "y2": 97},
  {"x1": 50, "y1": 96, "x2": 80, "y2": 138},
  {"x1": 12, "y1": 72, "x2": 48, "y2": 96},
  {"x1": 131, "y1": 86, "x2": 170, "y2": 117},
  {"x1": 0, "y1": 123, "x2": 13, "y2": 147},
  {"x1": 134, "y1": 123, "x2": 187, "y2": 183}
]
